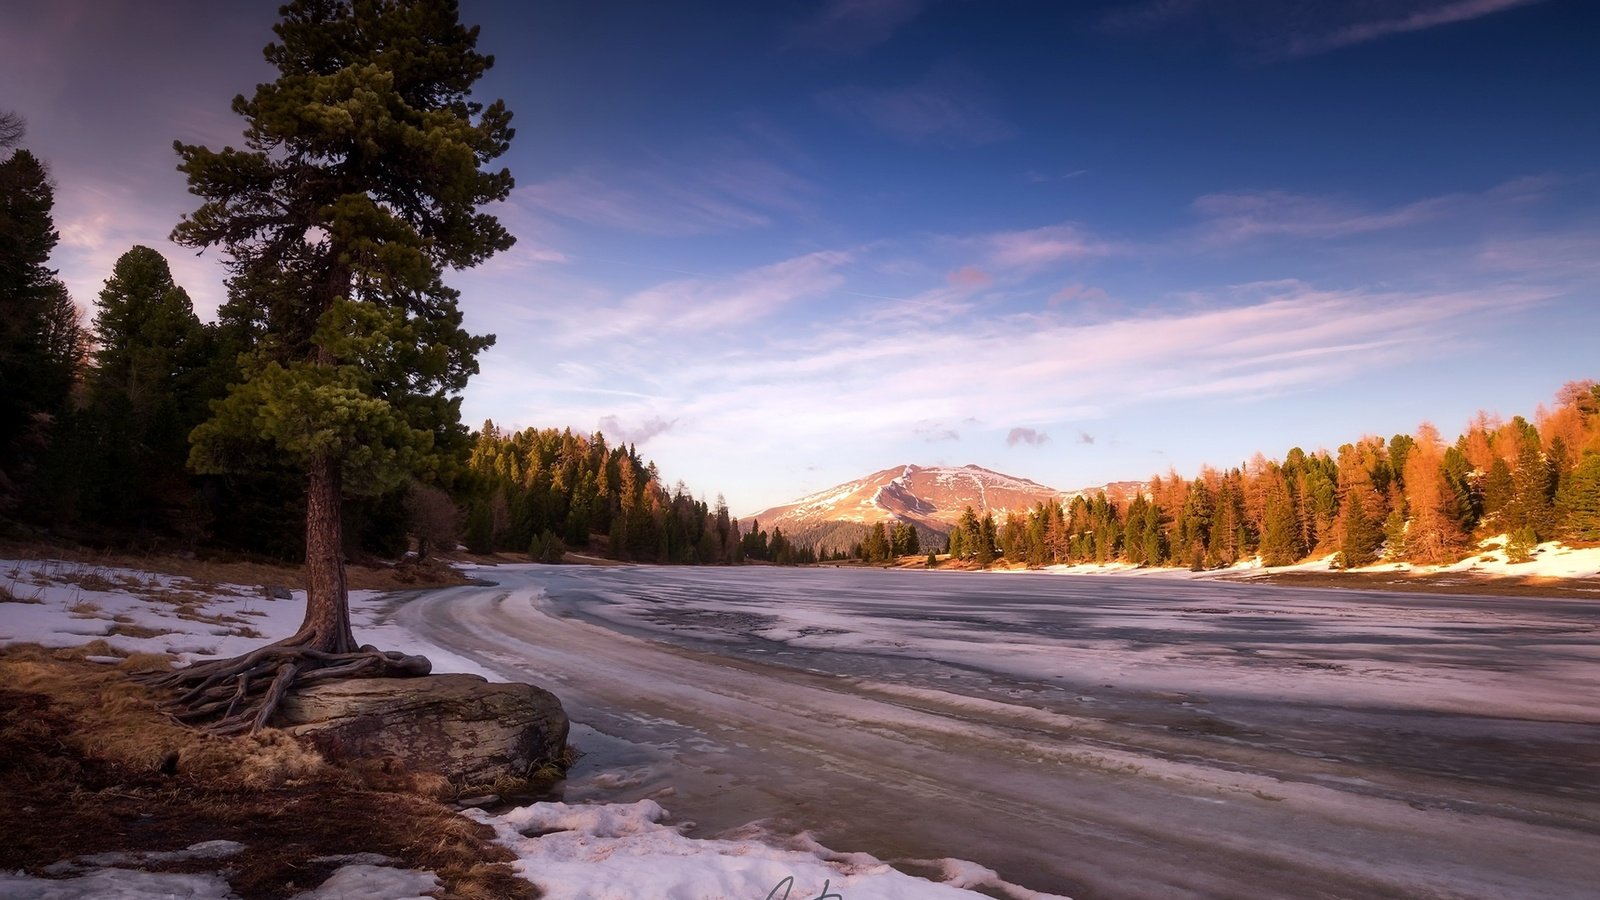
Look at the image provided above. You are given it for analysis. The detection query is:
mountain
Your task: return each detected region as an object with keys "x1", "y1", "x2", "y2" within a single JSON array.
[{"x1": 743, "y1": 464, "x2": 1145, "y2": 552}]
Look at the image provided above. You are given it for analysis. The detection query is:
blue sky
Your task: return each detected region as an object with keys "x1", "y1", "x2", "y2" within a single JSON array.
[{"x1": 3, "y1": 0, "x2": 1598, "y2": 513}]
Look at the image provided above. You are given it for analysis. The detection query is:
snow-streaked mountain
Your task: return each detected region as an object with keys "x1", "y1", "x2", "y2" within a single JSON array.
[{"x1": 743, "y1": 464, "x2": 1145, "y2": 549}]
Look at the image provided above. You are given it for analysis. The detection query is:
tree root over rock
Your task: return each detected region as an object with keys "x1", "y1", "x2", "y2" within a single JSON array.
[{"x1": 141, "y1": 641, "x2": 431, "y2": 736}]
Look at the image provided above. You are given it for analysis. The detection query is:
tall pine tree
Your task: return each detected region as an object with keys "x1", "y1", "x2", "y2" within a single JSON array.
[{"x1": 151, "y1": 0, "x2": 515, "y2": 733}]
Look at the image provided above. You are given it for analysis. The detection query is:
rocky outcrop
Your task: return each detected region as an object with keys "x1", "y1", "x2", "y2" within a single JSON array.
[{"x1": 274, "y1": 674, "x2": 569, "y2": 787}]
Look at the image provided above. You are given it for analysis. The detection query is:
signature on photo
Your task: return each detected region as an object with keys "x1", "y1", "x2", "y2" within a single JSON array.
[{"x1": 764, "y1": 875, "x2": 843, "y2": 899}]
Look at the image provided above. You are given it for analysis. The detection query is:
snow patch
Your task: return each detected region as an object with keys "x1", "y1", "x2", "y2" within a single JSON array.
[{"x1": 469, "y1": 800, "x2": 1072, "y2": 900}]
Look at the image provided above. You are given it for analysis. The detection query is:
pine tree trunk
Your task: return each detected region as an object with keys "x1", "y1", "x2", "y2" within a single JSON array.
[{"x1": 302, "y1": 450, "x2": 356, "y2": 652}]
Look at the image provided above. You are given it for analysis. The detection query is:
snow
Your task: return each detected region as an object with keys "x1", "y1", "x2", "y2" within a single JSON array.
[
  {"x1": 0, "y1": 557, "x2": 496, "y2": 680},
  {"x1": 470, "y1": 799, "x2": 1068, "y2": 900},
  {"x1": 0, "y1": 869, "x2": 237, "y2": 899},
  {"x1": 1, "y1": 556, "x2": 1060, "y2": 899},
  {"x1": 7, "y1": 548, "x2": 1595, "y2": 898},
  {"x1": 0, "y1": 863, "x2": 438, "y2": 900},
  {"x1": 1018, "y1": 536, "x2": 1600, "y2": 581},
  {"x1": 1224, "y1": 536, "x2": 1600, "y2": 580}
]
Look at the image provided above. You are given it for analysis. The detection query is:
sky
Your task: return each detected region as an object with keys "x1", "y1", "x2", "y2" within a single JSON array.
[{"x1": 3, "y1": 0, "x2": 1598, "y2": 514}]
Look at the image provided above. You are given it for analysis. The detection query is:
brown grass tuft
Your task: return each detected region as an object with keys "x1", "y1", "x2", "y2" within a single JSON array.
[
  {"x1": 108, "y1": 622, "x2": 171, "y2": 639},
  {"x1": 1, "y1": 581, "x2": 43, "y2": 603}
]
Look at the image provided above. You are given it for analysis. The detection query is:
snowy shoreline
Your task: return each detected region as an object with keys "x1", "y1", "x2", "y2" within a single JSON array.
[
  {"x1": 909, "y1": 534, "x2": 1600, "y2": 585},
  {"x1": 0, "y1": 556, "x2": 1070, "y2": 900}
]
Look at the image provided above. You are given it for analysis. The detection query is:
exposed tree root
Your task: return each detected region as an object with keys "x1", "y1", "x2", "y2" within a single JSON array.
[{"x1": 141, "y1": 640, "x2": 431, "y2": 736}]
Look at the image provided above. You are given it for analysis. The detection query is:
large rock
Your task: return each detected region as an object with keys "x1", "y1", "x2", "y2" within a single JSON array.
[{"x1": 275, "y1": 674, "x2": 569, "y2": 787}]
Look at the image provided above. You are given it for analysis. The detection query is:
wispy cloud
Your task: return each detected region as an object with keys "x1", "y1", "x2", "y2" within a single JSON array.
[
  {"x1": 513, "y1": 250, "x2": 852, "y2": 347},
  {"x1": 946, "y1": 266, "x2": 993, "y2": 288},
  {"x1": 817, "y1": 63, "x2": 1016, "y2": 146},
  {"x1": 1078, "y1": 432, "x2": 1097, "y2": 445},
  {"x1": 598, "y1": 415, "x2": 678, "y2": 446},
  {"x1": 915, "y1": 421, "x2": 961, "y2": 442},
  {"x1": 1025, "y1": 169, "x2": 1088, "y2": 183},
  {"x1": 1102, "y1": 0, "x2": 1550, "y2": 59},
  {"x1": 522, "y1": 169, "x2": 772, "y2": 236},
  {"x1": 1191, "y1": 190, "x2": 1449, "y2": 245},
  {"x1": 1048, "y1": 283, "x2": 1110, "y2": 306},
  {"x1": 980, "y1": 223, "x2": 1123, "y2": 270},
  {"x1": 519, "y1": 142, "x2": 818, "y2": 238},
  {"x1": 1007, "y1": 427, "x2": 1051, "y2": 447},
  {"x1": 1283, "y1": 0, "x2": 1548, "y2": 57},
  {"x1": 790, "y1": 0, "x2": 930, "y2": 53}
]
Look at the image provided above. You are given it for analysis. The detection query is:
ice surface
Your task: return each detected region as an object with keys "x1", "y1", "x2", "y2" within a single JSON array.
[{"x1": 395, "y1": 563, "x2": 1600, "y2": 899}]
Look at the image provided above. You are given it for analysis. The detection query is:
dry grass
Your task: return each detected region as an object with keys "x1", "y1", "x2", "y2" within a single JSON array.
[
  {"x1": 0, "y1": 581, "x2": 43, "y2": 603},
  {"x1": 0, "y1": 645, "x2": 538, "y2": 899},
  {"x1": 107, "y1": 622, "x2": 172, "y2": 639},
  {"x1": 67, "y1": 599, "x2": 103, "y2": 618},
  {"x1": 0, "y1": 540, "x2": 471, "y2": 594},
  {"x1": 1233, "y1": 569, "x2": 1600, "y2": 598}
]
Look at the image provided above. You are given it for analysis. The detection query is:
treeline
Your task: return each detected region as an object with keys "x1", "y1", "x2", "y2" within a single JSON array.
[
  {"x1": 1, "y1": 117, "x2": 752, "y2": 565},
  {"x1": 946, "y1": 383, "x2": 1600, "y2": 570},
  {"x1": 459, "y1": 423, "x2": 744, "y2": 564}
]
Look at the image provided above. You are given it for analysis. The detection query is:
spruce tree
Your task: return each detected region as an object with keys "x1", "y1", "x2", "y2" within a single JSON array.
[
  {"x1": 150, "y1": 0, "x2": 514, "y2": 733},
  {"x1": 84, "y1": 246, "x2": 212, "y2": 534},
  {"x1": 1, "y1": 144, "x2": 84, "y2": 510},
  {"x1": 1338, "y1": 490, "x2": 1381, "y2": 569},
  {"x1": 1505, "y1": 438, "x2": 1553, "y2": 539},
  {"x1": 1558, "y1": 455, "x2": 1600, "y2": 541}
]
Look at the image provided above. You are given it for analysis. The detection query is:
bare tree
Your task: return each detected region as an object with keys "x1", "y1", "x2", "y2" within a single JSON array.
[
  {"x1": 406, "y1": 481, "x2": 460, "y2": 561},
  {"x1": 0, "y1": 111, "x2": 23, "y2": 149}
]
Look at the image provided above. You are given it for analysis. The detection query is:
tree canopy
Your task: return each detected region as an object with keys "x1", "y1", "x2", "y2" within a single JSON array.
[{"x1": 152, "y1": 0, "x2": 516, "y2": 733}]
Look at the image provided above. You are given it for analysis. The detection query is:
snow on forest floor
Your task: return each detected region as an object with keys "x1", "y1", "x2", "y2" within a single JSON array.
[
  {"x1": 0, "y1": 556, "x2": 1060, "y2": 899},
  {"x1": 1031, "y1": 535, "x2": 1600, "y2": 581}
]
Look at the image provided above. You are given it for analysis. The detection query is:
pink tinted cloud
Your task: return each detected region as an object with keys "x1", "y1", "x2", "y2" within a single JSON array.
[
  {"x1": 947, "y1": 266, "x2": 993, "y2": 288},
  {"x1": 986, "y1": 224, "x2": 1121, "y2": 270},
  {"x1": 1048, "y1": 283, "x2": 1109, "y2": 306}
]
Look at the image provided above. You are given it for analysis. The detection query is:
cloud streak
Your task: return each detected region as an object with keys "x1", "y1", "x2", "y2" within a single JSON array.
[
  {"x1": 817, "y1": 63, "x2": 1016, "y2": 146},
  {"x1": 1283, "y1": 0, "x2": 1548, "y2": 57},
  {"x1": 790, "y1": 0, "x2": 929, "y2": 53},
  {"x1": 1102, "y1": 0, "x2": 1550, "y2": 59}
]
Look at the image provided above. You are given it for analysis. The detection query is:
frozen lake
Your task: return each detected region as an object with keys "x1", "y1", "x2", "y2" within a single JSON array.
[{"x1": 391, "y1": 565, "x2": 1600, "y2": 899}]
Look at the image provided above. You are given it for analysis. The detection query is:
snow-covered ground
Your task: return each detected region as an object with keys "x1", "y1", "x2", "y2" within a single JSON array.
[
  {"x1": 0, "y1": 557, "x2": 1055, "y2": 899},
  {"x1": 1029, "y1": 535, "x2": 1600, "y2": 580}
]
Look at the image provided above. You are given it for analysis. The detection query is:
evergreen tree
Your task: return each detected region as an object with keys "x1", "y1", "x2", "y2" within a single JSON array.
[
  {"x1": 1558, "y1": 454, "x2": 1600, "y2": 541},
  {"x1": 1504, "y1": 438, "x2": 1553, "y2": 539},
  {"x1": 975, "y1": 513, "x2": 997, "y2": 567},
  {"x1": 1258, "y1": 475, "x2": 1302, "y2": 566},
  {"x1": 82, "y1": 246, "x2": 213, "y2": 535},
  {"x1": 1, "y1": 143, "x2": 83, "y2": 511},
  {"x1": 947, "y1": 524, "x2": 966, "y2": 560},
  {"x1": 1482, "y1": 457, "x2": 1514, "y2": 524},
  {"x1": 1505, "y1": 526, "x2": 1538, "y2": 564},
  {"x1": 1337, "y1": 489, "x2": 1381, "y2": 568},
  {"x1": 153, "y1": 0, "x2": 515, "y2": 732}
]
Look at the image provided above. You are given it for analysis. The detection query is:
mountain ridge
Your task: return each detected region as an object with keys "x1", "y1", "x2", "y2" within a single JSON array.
[{"x1": 744, "y1": 463, "x2": 1145, "y2": 550}]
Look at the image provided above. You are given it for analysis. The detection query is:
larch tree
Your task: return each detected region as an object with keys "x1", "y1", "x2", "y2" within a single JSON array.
[
  {"x1": 149, "y1": 0, "x2": 515, "y2": 733},
  {"x1": 1402, "y1": 423, "x2": 1467, "y2": 564}
]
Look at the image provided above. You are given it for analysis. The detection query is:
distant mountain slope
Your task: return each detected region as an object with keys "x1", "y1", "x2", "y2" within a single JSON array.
[{"x1": 743, "y1": 464, "x2": 1144, "y2": 550}]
